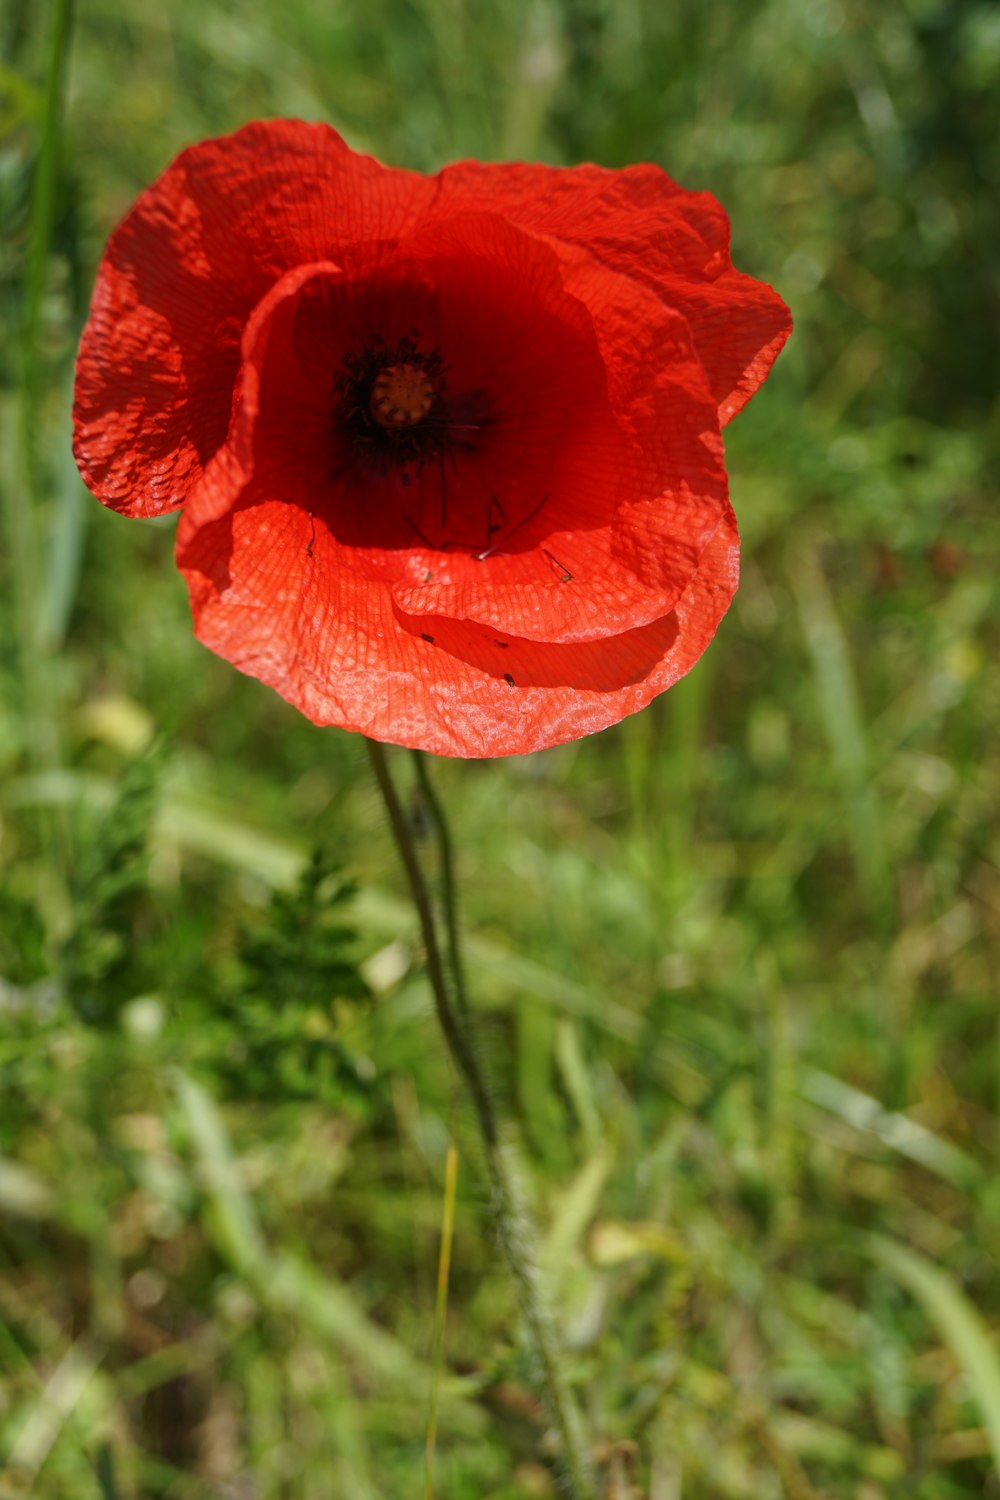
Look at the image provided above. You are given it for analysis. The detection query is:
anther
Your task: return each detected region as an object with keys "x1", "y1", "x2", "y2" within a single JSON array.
[{"x1": 370, "y1": 364, "x2": 434, "y2": 429}]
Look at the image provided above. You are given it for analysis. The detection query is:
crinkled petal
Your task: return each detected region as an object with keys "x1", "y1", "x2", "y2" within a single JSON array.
[
  {"x1": 179, "y1": 461, "x2": 739, "y2": 756},
  {"x1": 76, "y1": 119, "x2": 789, "y2": 758},
  {"x1": 386, "y1": 213, "x2": 730, "y2": 640},
  {"x1": 180, "y1": 210, "x2": 729, "y2": 652},
  {"x1": 73, "y1": 119, "x2": 437, "y2": 517},
  {"x1": 434, "y1": 158, "x2": 792, "y2": 425}
]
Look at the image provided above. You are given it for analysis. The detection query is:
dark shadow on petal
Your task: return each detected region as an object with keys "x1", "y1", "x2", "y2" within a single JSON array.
[{"x1": 392, "y1": 601, "x2": 679, "y2": 692}]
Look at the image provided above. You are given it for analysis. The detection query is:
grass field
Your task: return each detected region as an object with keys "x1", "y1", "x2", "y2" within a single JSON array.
[{"x1": 2, "y1": 0, "x2": 999, "y2": 1496}]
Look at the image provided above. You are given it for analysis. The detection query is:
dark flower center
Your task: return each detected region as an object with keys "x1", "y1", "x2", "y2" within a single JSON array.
[
  {"x1": 369, "y1": 363, "x2": 434, "y2": 428},
  {"x1": 333, "y1": 332, "x2": 451, "y2": 470}
]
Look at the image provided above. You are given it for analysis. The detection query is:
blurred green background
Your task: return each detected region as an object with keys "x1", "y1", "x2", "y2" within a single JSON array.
[{"x1": 2, "y1": 0, "x2": 999, "y2": 1495}]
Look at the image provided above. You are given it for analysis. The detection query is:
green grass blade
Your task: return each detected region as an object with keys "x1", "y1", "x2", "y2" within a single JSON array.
[
  {"x1": 791, "y1": 543, "x2": 891, "y2": 922},
  {"x1": 175, "y1": 1071, "x2": 456, "y2": 1400},
  {"x1": 5, "y1": 1337, "x2": 104, "y2": 1487},
  {"x1": 804, "y1": 1070, "x2": 985, "y2": 1190},
  {"x1": 21, "y1": 0, "x2": 73, "y2": 424},
  {"x1": 424, "y1": 1137, "x2": 459, "y2": 1500},
  {"x1": 173, "y1": 1069, "x2": 270, "y2": 1276},
  {"x1": 40, "y1": 396, "x2": 90, "y2": 649},
  {"x1": 8, "y1": 0, "x2": 74, "y2": 744},
  {"x1": 540, "y1": 1148, "x2": 610, "y2": 1283},
  {"x1": 869, "y1": 1234, "x2": 1000, "y2": 1479},
  {"x1": 94, "y1": 1442, "x2": 122, "y2": 1500}
]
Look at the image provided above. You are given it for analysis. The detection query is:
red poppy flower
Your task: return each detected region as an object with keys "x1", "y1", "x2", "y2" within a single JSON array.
[{"x1": 74, "y1": 119, "x2": 790, "y2": 757}]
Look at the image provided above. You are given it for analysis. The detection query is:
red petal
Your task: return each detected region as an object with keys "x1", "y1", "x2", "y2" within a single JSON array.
[
  {"x1": 176, "y1": 238, "x2": 740, "y2": 755},
  {"x1": 180, "y1": 465, "x2": 738, "y2": 757},
  {"x1": 73, "y1": 120, "x2": 436, "y2": 517},
  {"x1": 180, "y1": 210, "x2": 729, "y2": 649},
  {"x1": 384, "y1": 214, "x2": 730, "y2": 641},
  {"x1": 77, "y1": 122, "x2": 788, "y2": 756},
  {"x1": 434, "y1": 159, "x2": 791, "y2": 425}
]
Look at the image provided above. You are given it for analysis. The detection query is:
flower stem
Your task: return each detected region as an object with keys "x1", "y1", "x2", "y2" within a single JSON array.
[
  {"x1": 366, "y1": 739, "x2": 495, "y2": 1143},
  {"x1": 3, "y1": 0, "x2": 75, "y2": 895},
  {"x1": 411, "y1": 749, "x2": 469, "y2": 1017},
  {"x1": 365, "y1": 739, "x2": 594, "y2": 1499},
  {"x1": 15, "y1": 0, "x2": 75, "y2": 728}
]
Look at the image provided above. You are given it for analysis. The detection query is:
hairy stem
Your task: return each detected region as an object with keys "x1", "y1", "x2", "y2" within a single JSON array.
[
  {"x1": 365, "y1": 739, "x2": 594, "y2": 1499},
  {"x1": 366, "y1": 739, "x2": 495, "y2": 1143}
]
